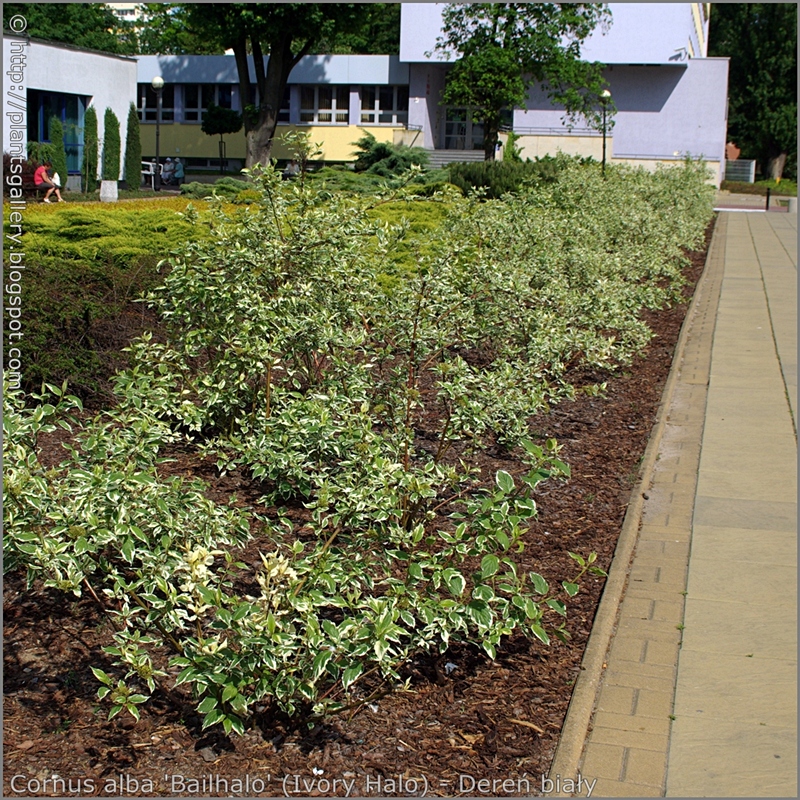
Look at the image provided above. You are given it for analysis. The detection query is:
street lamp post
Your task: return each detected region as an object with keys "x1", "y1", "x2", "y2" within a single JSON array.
[
  {"x1": 151, "y1": 76, "x2": 164, "y2": 191},
  {"x1": 601, "y1": 89, "x2": 611, "y2": 178}
]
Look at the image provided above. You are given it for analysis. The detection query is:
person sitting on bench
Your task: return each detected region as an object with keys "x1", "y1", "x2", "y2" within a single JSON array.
[{"x1": 34, "y1": 162, "x2": 64, "y2": 203}]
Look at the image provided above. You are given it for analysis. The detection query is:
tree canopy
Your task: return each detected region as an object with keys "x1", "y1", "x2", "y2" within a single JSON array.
[
  {"x1": 136, "y1": 2, "x2": 400, "y2": 56},
  {"x1": 2, "y1": 3, "x2": 137, "y2": 54},
  {"x1": 436, "y1": 3, "x2": 611, "y2": 160},
  {"x1": 709, "y1": 3, "x2": 797, "y2": 180}
]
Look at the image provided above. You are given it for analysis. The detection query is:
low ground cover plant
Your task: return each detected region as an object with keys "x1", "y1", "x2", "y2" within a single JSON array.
[
  {"x1": 5, "y1": 157, "x2": 714, "y2": 736},
  {"x1": 2, "y1": 198, "x2": 199, "y2": 400},
  {"x1": 448, "y1": 155, "x2": 578, "y2": 198}
]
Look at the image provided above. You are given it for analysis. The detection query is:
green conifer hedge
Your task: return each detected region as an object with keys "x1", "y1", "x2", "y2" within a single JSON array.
[
  {"x1": 82, "y1": 106, "x2": 99, "y2": 193},
  {"x1": 124, "y1": 103, "x2": 141, "y2": 190},
  {"x1": 102, "y1": 107, "x2": 121, "y2": 181}
]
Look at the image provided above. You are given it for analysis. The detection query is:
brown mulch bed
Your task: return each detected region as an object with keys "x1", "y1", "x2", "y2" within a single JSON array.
[{"x1": 3, "y1": 220, "x2": 714, "y2": 798}]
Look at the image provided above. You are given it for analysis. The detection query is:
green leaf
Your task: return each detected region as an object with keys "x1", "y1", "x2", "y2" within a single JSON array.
[
  {"x1": 221, "y1": 683, "x2": 238, "y2": 703},
  {"x1": 74, "y1": 536, "x2": 90, "y2": 554},
  {"x1": 482, "y1": 640, "x2": 497, "y2": 659},
  {"x1": 91, "y1": 667, "x2": 112, "y2": 685},
  {"x1": 197, "y1": 696, "x2": 218, "y2": 714},
  {"x1": 551, "y1": 459, "x2": 571, "y2": 477},
  {"x1": 562, "y1": 581, "x2": 579, "y2": 597},
  {"x1": 496, "y1": 469, "x2": 515, "y2": 494},
  {"x1": 407, "y1": 562, "x2": 423, "y2": 581},
  {"x1": 120, "y1": 538, "x2": 135, "y2": 564},
  {"x1": 466, "y1": 599, "x2": 492, "y2": 629},
  {"x1": 342, "y1": 663, "x2": 363, "y2": 691},
  {"x1": 443, "y1": 568, "x2": 465, "y2": 597},
  {"x1": 568, "y1": 551, "x2": 586, "y2": 567},
  {"x1": 529, "y1": 572, "x2": 549, "y2": 594},
  {"x1": 531, "y1": 623, "x2": 550, "y2": 644},
  {"x1": 472, "y1": 584, "x2": 494, "y2": 602},
  {"x1": 546, "y1": 598, "x2": 567, "y2": 617},
  {"x1": 398, "y1": 609, "x2": 415, "y2": 627},
  {"x1": 311, "y1": 650, "x2": 333, "y2": 683},
  {"x1": 202, "y1": 708, "x2": 224, "y2": 729},
  {"x1": 480, "y1": 554, "x2": 499, "y2": 578}
]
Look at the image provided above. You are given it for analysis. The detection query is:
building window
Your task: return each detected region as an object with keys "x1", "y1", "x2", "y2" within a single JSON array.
[
  {"x1": 300, "y1": 86, "x2": 349, "y2": 124},
  {"x1": 443, "y1": 107, "x2": 512, "y2": 150},
  {"x1": 444, "y1": 107, "x2": 484, "y2": 150},
  {"x1": 137, "y1": 83, "x2": 174, "y2": 123},
  {"x1": 27, "y1": 89, "x2": 87, "y2": 173},
  {"x1": 183, "y1": 84, "x2": 233, "y2": 122},
  {"x1": 360, "y1": 85, "x2": 408, "y2": 125},
  {"x1": 278, "y1": 87, "x2": 291, "y2": 122}
]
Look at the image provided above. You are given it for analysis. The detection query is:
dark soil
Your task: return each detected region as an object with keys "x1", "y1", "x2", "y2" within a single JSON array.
[{"x1": 3, "y1": 220, "x2": 714, "y2": 798}]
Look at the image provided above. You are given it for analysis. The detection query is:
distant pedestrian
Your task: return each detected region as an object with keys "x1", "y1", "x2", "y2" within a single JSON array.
[
  {"x1": 162, "y1": 157, "x2": 175, "y2": 186},
  {"x1": 282, "y1": 159, "x2": 300, "y2": 180},
  {"x1": 173, "y1": 158, "x2": 185, "y2": 186},
  {"x1": 34, "y1": 161, "x2": 64, "y2": 203}
]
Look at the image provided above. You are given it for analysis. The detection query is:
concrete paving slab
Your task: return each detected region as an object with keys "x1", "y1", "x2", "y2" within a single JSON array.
[
  {"x1": 692, "y1": 495, "x2": 796, "y2": 531},
  {"x1": 683, "y1": 555, "x2": 796, "y2": 604},
  {"x1": 674, "y1": 647, "x2": 797, "y2": 728},
  {"x1": 687, "y1": 525, "x2": 797, "y2": 564},
  {"x1": 693, "y1": 467, "x2": 797, "y2": 502},
  {"x1": 681, "y1": 590, "x2": 797, "y2": 662},
  {"x1": 666, "y1": 717, "x2": 796, "y2": 798}
]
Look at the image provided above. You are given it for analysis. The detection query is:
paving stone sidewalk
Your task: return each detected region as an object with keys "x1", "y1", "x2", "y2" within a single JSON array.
[{"x1": 557, "y1": 209, "x2": 797, "y2": 798}]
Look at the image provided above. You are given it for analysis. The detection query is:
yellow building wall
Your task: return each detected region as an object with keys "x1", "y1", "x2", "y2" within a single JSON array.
[{"x1": 139, "y1": 123, "x2": 402, "y2": 163}]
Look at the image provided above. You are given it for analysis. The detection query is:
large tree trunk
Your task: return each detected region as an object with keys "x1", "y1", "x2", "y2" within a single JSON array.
[
  {"x1": 246, "y1": 123, "x2": 278, "y2": 168},
  {"x1": 233, "y1": 32, "x2": 314, "y2": 169},
  {"x1": 483, "y1": 124, "x2": 499, "y2": 162}
]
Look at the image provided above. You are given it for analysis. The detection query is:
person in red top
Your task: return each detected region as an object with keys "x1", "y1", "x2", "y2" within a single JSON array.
[{"x1": 33, "y1": 161, "x2": 64, "y2": 203}]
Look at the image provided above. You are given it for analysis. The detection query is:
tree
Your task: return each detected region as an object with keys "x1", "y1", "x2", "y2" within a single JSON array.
[
  {"x1": 201, "y1": 104, "x2": 243, "y2": 173},
  {"x1": 124, "y1": 103, "x2": 142, "y2": 190},
  {"x1": 2, "y1": 3, "x2": 138, "y2": 54},
  {"x1": 709, "y1": 3, "x2": 797, "y2": 181},
  {"x1": 48, "y1": 116, "x2": 68, "y2": 190},
  {"x1": 102, "y1": 108, "x2": 121, "y2": 181},
  {"x1": 136, "y1": 3, "x2": 225, "y2": 55},
  {"x1": 324, "y1": 3, "x2": 401, "y2": 55},
  {"x1": 436, "y1": 4, "x2": 611, "y2": 160},
  {"x1": 82, "y1": 106, "x2": 99, "y2": 193},
  {"x1": 174, "y1": 4, "x2": 364, "y2": 167}
]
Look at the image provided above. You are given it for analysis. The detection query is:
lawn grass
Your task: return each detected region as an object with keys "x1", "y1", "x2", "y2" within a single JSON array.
[{"x1": 721, "y1": 178, "x2": 797, "y2": 196}]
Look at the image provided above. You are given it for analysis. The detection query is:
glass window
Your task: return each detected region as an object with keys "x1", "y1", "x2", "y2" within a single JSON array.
[
  {"x1": 360, "y1": 85, "x2": 408, "y2": 125},
  {"x1": 137, "y1": 83, "x2": 174, "y2": 122},
  {"x1": 277, "y1": 86, "x2": 291, "y2": 122},
  {"x1": 299, "y1": 86, "x2": 349, "y2": 124},
  {"x1": 27, "y1": 89, "x2": 87, "y2": 172},
  {"x1": 182, "y1": 84, "x2": 233, "y2": 122},
  {"x1": 217, "y1": 85, "x2": 232, "y2": 109},
  {"x1": 442, "y1": 107, "x2": 510, "y2": 150},
  {"x1": 444, "y1": 107, "x2": 482, "y2": 150}
]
